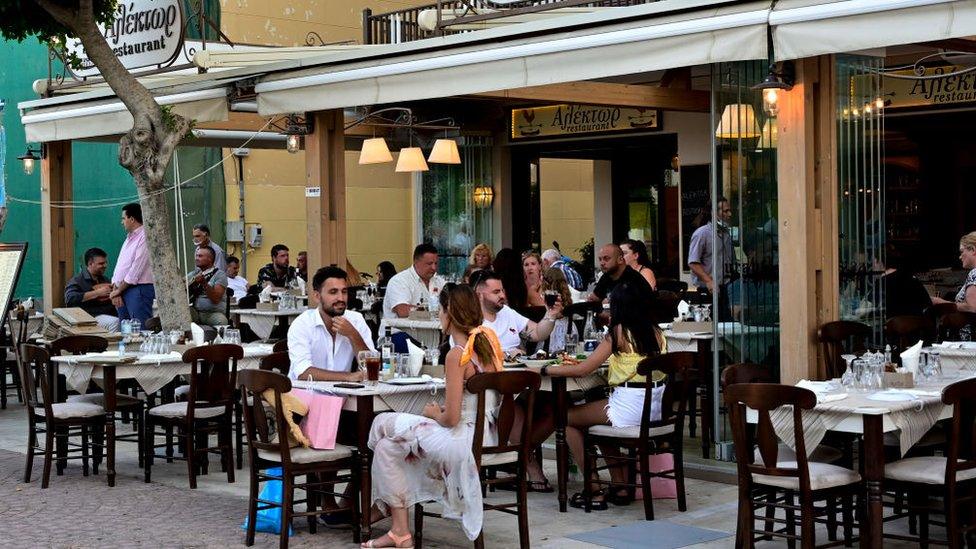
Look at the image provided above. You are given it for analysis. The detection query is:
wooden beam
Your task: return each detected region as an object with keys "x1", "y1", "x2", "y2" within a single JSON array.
[
  {"x1": 305, "y1": 110, "x2": 347, "y2": 296},
  {"x1": 40, "y1": 141, "x2": 73, "y2": 313},
  {"x1": 472, "y1": 81, "x2": 709, "y2": 111},
  {"x1": 196, "y1": 111, "x2": 381, "y2": 137}
]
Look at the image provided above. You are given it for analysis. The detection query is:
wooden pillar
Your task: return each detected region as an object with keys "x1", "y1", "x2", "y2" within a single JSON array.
[
  {"x1": 304, "y1": 110, "x2": 347, "y2": 281},
  {"x1": 777, "y1": 56, "x2": 839, "y2": 384},
  {"x1": 40, "y1": 141, "x2": 74, "y2": 314}
]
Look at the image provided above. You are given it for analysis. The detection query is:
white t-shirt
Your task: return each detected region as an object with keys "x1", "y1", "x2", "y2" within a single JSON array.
[
  {"x1": 483, "y1": 305, "x2": 530, "y2": 353},
  {"x1": 286, "y1": 309, "x2": 375, "y2": 380},
  {"x1": 382, "y1": 266, "x2": 446, "y2": 319},
  {"x1": 226, "y1": 275, "x2": 249, "y2": 298}
]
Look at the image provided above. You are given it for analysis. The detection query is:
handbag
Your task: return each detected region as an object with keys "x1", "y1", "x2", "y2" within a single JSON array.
[
  {"x1": 241, "y1": 467, "x2": 293, "y2": 535},
  {"x1": 290, "y1": 388, "x2": 345, "y2": 450}
]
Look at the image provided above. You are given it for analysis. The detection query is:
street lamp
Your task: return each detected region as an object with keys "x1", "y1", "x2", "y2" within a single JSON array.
[{"x1": 18, "y1": 147, "x2": 40, "y2": 176}]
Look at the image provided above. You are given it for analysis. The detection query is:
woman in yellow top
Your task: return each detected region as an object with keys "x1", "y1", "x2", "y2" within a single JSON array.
[{"x1": 541, "y1": 276, "x2": 664, "y2": 509}]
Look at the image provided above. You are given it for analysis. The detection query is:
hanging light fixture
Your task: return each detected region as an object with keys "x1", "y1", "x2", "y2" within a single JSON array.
[
  {"x1": 359, "y1": 137, "x2": 393, "y2": 164},
  {"x1": 285, "y1": 134, "x2": 301, "y2": 154},
  {"x1": 715, "y1": 104, "x2": 760, "y2": 139},
  {"x1": 752, "y1": 62, "x2": 795, "y2": 117},
  {"x1": 473, "y1": 185, "x2": 494, "y2": 208},
  {"x1": 18, "y1": 147, "x2": 40, "y2": 176},
  {"x1": 277, "y1": 113, "x2": 312, "y2": 154},
  {"x1": 395, "y1": 147, "x2": 429, "y2": 172},
  {"x1": 428, "y1": 138, "x2": 461, "y2": 164}
]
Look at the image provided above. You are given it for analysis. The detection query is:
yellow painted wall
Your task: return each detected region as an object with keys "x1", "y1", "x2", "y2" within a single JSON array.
[{"x1": 539, "y1": 158, "x2": 595, "y2": 260}]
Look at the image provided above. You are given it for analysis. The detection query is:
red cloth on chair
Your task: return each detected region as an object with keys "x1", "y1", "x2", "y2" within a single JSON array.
[
  {"x1": 635, "y1": 454, "x2": 677, "y2": 499},
  {"x1": 290, "y1": 388, "x2": 344, "y2": 450}
]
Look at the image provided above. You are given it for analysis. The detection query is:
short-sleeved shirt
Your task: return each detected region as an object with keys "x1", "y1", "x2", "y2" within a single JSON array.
[
  {"x1": 955, "y1": 268, "x2": 976, "y2": 305},
  {"x1": 483, "y1": 305, "x2": 530, "y2": 353},
  {"x1": 552, "y1": 260, "x2": 584, "y2": 291},
  {"x1": 382, "y1": 267, "x2": 446, "y2": 319},
  {"x1": 592, "y1": 266, "x2": 647, "y2": 301},
  {"x1": 258, "y1": 263, "x2": 298, "y2": 288},
  {"x1": 187, "y1": 268, "x2": 228, "y2": 312},
  {"x1": 287, "y1": 309, "x2": 375, "y2": 380},
  {"x1": 688, "y1": 221, "x2": 734, "y2": 289}
]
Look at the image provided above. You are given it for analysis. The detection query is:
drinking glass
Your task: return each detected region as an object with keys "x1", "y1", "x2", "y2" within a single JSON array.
[
  {"x1": 425, "y1": 348, "x2": 440, "y2": 368},
  {"x1": 225, "y1": 329, "x2": 241, "y2": 345},
  {"x1": 564, "y1": 333, "x2": 579, "y2": 355},
  {"x1": 840, "y1": 354, "x2": 856, "y2": 388},
  {"x1": 357, "y1": 350, "x2": 370, "y2": 380},
  {"x1": 362, "y1": 350, "x2": 381, "y2": 385},
  {"x1": 396, "y1": 353, "x2": 410, "y2": 378},
  {"x1": 543, "y1": 290, "x2": 558, "y2": 308}
]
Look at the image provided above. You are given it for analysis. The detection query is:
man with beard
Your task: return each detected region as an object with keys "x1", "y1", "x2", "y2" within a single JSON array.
[
  {"x1": 287, "y1": 266, "x2": 374, "y2": 382},
  {"x1": 471, "y1": 270, "x2": 563, "y2": 355},
  {"x1": 64, "y1": 247, "x2": 120, "y2": 331}
]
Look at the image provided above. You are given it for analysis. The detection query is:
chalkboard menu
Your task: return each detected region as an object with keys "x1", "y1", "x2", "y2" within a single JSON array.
[
  {"x1": 0, "y1": 243, "x2": 28, "y2": 323},
  {"x1": 680, "y1": 165, "x2": 711, "y2": 269}
]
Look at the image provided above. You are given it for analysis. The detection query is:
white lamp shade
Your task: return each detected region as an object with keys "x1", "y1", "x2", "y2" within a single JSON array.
[
  {"x1": 761, "y1": 119, "x2": 778, "y2": 149},
  {"x1": 715, "y1": 103, "x2": 760, "y2": 139},
  {"x1": 428, "y1": 138, "x2": 461, "y2": 164},
  {"x1": 359, "y1": 137, "x2": 393, "y2": 164},
  {"x1": 395, "y1": 147, "x2": 429, "y2": 172}
]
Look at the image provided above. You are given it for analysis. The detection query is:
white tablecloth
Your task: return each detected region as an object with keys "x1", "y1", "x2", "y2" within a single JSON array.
[
  {"x1": 236, "y1": 309, "x2": 305, "y2": 339},
  {"x1": 663, "y1": 321, "x2": 779, "y2": 360},
  {"x1": 379, "y1": 317, "x2": 442, "y2": 349},
  {"x1": 293, "y1": 379, "x2": 446, "y2": 414}
]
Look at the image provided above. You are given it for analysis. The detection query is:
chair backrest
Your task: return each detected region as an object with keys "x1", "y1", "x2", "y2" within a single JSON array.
[
  {"x1": 272, "y1": 339, "x2": 288, "y2": 353},
  {"x1": 656, "y1": 279, "x2": 688, "y2": 295},
  {"x1": 259, "y1": 351, "x2": 291, "y2": 376},
  {"x1": 181, "y1": 344, "x2": 244, "y2": 415},
  {"x1": 926, "y1": 302, "x2": 959, "y2": 342},
  {"x1": 885, "y1": 315, "x2": 934, "y2": 353},
  {"x1": 818, "y1": 320, "x2": 871, "y2": 379},
  {"x1": 725, "y1": 383, "x2": 818, "y2": 493},
  {"x1": 18, "y1": 343, "x2": 55, "y2": 417},
  {"x1": 10, "y1": 309, "x2": 31, "y2": 348},
  {"x1": 937, "y1": 311, "x2": 976, "y2": 342},
  {"x1": 465, "y1": 370, "x2": 542, "y2": 467},
  {"x1": 238, "y1": 369, "x2": 295, "y2": 465},
  {"x1": 636, "y1": 351, "x2": 694, "y2": 438},
  {"x1": 941, "y1": 377, "x2": 976, "y2": 484},
  {"x1": 50, "y1": 335, "x2": 108, "y2": 356},
  {"x1": 721, "y1": 362, "x2": 774, "y2": 389}
]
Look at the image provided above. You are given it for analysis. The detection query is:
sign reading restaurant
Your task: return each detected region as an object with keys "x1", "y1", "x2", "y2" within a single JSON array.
[
  {"x1": 511, "y1": 104, "x2": 661, "y2": 140},
  {"x1": 65, "y1": 0, "x2": 184, "y2": 78}
]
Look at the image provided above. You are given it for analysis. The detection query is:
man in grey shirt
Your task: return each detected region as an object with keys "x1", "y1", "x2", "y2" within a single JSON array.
[
  {"x1": 187, "y1": 245, "x2": 229, "y2": 326},
  {"x1": 688, "y1": 197, "x2": 735, "y2": 320}
]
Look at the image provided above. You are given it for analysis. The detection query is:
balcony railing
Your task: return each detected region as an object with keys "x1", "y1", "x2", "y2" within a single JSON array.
[{"x1": 362, "y1": 0, "x2": 659, "y2": 45}]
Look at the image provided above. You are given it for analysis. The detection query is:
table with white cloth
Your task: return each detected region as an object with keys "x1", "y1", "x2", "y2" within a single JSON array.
[
  {"x1": 235, "y1": 308, "x2": 305, "y2": 340},
  {"x1": 379, "y1": 317, "x2": 442, "y2": 349},
  {"x1": 293, "y1": 378, "x2": 446, "y2": 540},
  {"x1": 50, "y1": 344, "x2": 273, "y2": 486}
]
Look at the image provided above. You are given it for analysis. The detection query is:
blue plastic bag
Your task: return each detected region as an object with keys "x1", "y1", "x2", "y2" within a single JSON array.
[{"x1": 242, "y1": 467, "x2": 293, "y2": 536}]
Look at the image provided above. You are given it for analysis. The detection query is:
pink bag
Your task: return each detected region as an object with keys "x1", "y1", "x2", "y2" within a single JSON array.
[
  {"x1": 290, "y1": 389, "x2": 345, "y2": 450},
  {"x1": 635, "y1": 454, "x2": 677, "y2": 500}
]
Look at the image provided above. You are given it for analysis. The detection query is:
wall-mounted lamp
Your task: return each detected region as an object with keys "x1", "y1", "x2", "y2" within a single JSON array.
[
  {"x1": 473, "y1": 185, "x2": 494, "y2": 208},
  {"x1": 18, "y1": 147, "x2": 41, "y2": 176},
  {"x1": 752, "y1": 62, "x2": 795, "y2": 117},
  {"x1": 276, "y1": 113, "x2": 313, "y2": 154}
]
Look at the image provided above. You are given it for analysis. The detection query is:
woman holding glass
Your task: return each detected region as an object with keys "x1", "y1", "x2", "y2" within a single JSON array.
[
  {"x1": 362, "y1": 284, "x2": 504, "y2": 548},
  {"x1": 522, "y1": 251, "x2": 546, "y2": 307}
]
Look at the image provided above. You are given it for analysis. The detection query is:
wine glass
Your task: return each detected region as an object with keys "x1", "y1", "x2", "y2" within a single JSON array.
[
  {"x1": 840, "y1": 354, "x2": 856, "y2": 388},
  {"x1": 357, "y1": 350, "x2": 369, "y2": 380}
]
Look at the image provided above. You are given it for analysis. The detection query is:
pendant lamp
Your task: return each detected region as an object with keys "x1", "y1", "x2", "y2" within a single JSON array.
[
  {"x1": 395, "y1": 147, "x2": 429, "y2": 172},
  {"x1": 359, "y1": 137, "x2": 393, "y2": 165},
  {"x1": 427, "y1": 138, "x2": 461, "y2": 164}
]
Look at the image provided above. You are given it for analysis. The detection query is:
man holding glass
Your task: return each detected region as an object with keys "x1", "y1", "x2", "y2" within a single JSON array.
[{"x1": 287, "y1": 266, "x2": 374, "y2": 382}]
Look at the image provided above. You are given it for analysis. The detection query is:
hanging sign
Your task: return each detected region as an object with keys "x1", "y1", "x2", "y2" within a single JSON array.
[
  {"x1": 65, "y1": 0, "x2": 184, "y2": 78},
  {"x1": 510, "y1": 104, "x2": 661, "y2": 140}
]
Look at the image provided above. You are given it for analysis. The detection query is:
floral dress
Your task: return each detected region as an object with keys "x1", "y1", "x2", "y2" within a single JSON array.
[
  {"x1": 955, "y1": 268, "x2": 976, "y2": 340},
  {"x1": 367, "y1": 349, "x2": 497, "y2": 540}
]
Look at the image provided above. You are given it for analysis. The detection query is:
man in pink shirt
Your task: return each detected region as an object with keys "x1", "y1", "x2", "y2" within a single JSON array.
[{"x1": 110, "y1": 203, "x2": 155, "y2": 328}]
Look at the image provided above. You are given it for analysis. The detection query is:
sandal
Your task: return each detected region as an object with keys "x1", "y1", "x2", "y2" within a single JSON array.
[
  {"x1": 569, "y1": 490, "x2": 608, "y2": 511},
  {"x1": 607, "y1": 490, "x2": 632, "y2": 506},
  {"x1": 361, "y1": 530, "x2": 414, "y2": 548},
  {"x1": 528, "y1": 479, "x2": 555, "y2": 493}
]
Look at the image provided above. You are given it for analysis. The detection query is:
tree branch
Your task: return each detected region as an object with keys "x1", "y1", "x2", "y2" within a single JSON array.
[{"x1": 33, "y1": 0, "x2": 76, "y2": 28}]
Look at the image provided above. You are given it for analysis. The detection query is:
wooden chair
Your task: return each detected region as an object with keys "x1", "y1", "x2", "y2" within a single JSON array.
[
  {"x1": 818, "y1": 321, "x2": 871, "y2": 380},
  {"x1": 259, "y1": 351, "x2": 291, "y2": 376},
  {"x1": 883, "y1": 376, "x2": 976, "y2": 548},
  {"x1": 2, "y1": 309, "x2": 30, "y2": 409},
  {"x1": 726, "y1": 383, "x2": 860, "y2": 548},
  {"x1": 582, "y1": 351, "x2": 694, "y2": 520},
  {"x1": 272, "y1": 339, "x2": 289, "y2": 353},
  {"x1": 414, "y1": 369, "x2": 541, "y2": 549},
  {"x1": 926, "y1": 302, "x2": 959, "y2": 342},
  {"x1": 18, "y1": 344, "x2": 106, "y2": 488},
  {"x1": 239, "y1": 369, "x2": 359, "y2": 548},
  {"x1": 936, "y1": 311, "x2": 976, "y2": 342},
  {"x1": 885, "y1": 315, "x2": 934, "y2": 355},
  {"x1": 144, "y1": 344, "x2": 242, "y2": 488}
]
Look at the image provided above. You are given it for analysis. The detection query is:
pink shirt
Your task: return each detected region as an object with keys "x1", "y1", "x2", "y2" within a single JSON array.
[{"x1": 112, "y1": 226, "x2": 153, "y2": 285}]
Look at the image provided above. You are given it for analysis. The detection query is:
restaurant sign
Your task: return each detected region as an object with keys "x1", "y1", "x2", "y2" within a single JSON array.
[
  {"x1": 65, "y1": 0, "x2": 184, "y2": 78},
  {"x1": 855, "y1": 65, "x2": 976, "y2": 109},
  {"x1": 511, "y1": 104, "x2": 660, "y2": 140}
]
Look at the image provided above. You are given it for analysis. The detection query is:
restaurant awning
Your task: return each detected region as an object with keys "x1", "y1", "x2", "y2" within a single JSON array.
[
  {"x1": 255, "y1": 1, "x2": 771, "y2": 115},
  {"x1": 771, "y1": 0, "x2": 976, "y2": 61}
]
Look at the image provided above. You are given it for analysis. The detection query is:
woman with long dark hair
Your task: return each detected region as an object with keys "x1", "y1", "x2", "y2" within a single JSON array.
[
  {"x1": 492, "y1": 247, "x2": 528, "y2": 310},
  {"x1": 362, "y1": 284, "x2": 504, "y2": 548},
  {"x1": 375, "y1": 261, "x2": 397, "y2": 296},
  {"x1": 620, "y1": 238, "x2": 657, "y2": 290}
]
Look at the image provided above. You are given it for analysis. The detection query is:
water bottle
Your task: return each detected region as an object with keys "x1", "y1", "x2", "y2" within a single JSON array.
[
  {"x1": 583, "y1": 311, "x2": 599, "y2": 353},
  {"x1": 379, "y1": 327, "x2": 394, "y2": 379},
  {"x1": 117, "y1": 337, "x2": 126, "y2": 357}
]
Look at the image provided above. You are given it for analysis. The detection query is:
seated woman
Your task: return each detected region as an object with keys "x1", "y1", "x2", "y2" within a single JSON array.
[
  {"x1": 933, "y1": 231, "x2": 976, "y2": 338},
  {"x1": 620, "y1": 238, "x2": 657, "y2": 290},
  {"x1": 363, "y1": 284, "x2": 504, "y2": 548},
  {"x1": 539, "y1": 277, "x2": 664, "y2": 509},
  {"x1": 376, "y1": 261, "x2": 397, "y2": 297},
  {"x1": 468, "y1": 243, "x2": 493, "y2": 272},
  {"x1": 540, "y1": 267, "x2": 577, "y2": 353},
  {"x1": 523, "y1": 251, "x2": 546, "y2": 307}
]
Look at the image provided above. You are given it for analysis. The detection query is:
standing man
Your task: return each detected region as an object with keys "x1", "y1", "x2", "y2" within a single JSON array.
[
  {"x1": 187, "y1": 246, "x2": 228, "y2": 326},
  {"x1": 64, "y1": 247, "x2": 120, "y2": 332},
  {"x1": 110, "y1": 203, "x2": 155, "y2": 329},
  {"x1": 192, "y1": 224, "x2": 226, "y2": 271},
  {"x1": 542, "y1": 248, "x2": 584, "y2": 291},
  {"x1": 688, "y1": 197, "x2": 735, "y2": 320},
  {"x1": 225, "y1": 256, "x2": 249, "y2": 297},
  {"x1": 288, "y1": 266, "x2": 374, "y2": 381},
  {"x1": 382, "y1": 243, "x2": 446, "y2": 319},
  {"x1": 472, "y1": 271, "x2": 562, "y2": 355},
  {"x1": 589, "y1": 243, "x2": 649, "y2": 303},
  {"x1": 296, "y1": 251, "x2": 308, "y2": 282},
  {"x1": 257, "y1": 244, "x2": 298, "y2": 289}
]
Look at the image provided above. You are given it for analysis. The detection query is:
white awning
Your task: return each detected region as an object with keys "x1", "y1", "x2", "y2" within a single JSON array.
[
  {"x1": 771, "y1": 0, "x2": 976, "y2": 61},
  {"x1": 256, "y1": 1, "x2": 770, "y2": 115}
]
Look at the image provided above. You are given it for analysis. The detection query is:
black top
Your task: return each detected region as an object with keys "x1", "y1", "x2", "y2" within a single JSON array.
[
  {"x1": 592, "y1": 266, "x2": 649, "y2": 301},
  {"x1": 257, "y1": 263, "x2": 298, "y2": 288},
  {"x1": 64, "y1": 269, "x2": 117, "y2": 318},
  {"x1": 884, "y1": 269, "x2": 932, "y2": 318}
]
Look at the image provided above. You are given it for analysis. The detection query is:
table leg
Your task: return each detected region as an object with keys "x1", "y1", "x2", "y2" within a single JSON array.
[
  {"x1": 553, "y1": 377, "x2": 569, "y2": 513},
  {"x1": 104, "y1": 367, "x2": 117, "y2": 487},
  {"x1": 861, "y1": 414, "x2": 883, "y2": 548},
  {"x1": 358, "y1": 395, "x2": 374, "y2": 541}
]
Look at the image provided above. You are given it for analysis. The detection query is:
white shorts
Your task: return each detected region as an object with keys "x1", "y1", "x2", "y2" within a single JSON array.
[{"x1": 605, "y1": 385, "x2": 665, "y2": 428}]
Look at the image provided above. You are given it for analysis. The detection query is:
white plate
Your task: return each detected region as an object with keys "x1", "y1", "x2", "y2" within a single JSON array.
[
  {"x1": 866, "y1": 391, "x2": 917, "y2": 402},
  {"x1": 383, "y1": 377, "x2": 434, "y2": 385}
]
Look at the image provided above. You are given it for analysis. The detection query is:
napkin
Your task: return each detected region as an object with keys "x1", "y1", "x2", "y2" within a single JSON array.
[
  {"x1": 676, "y1": 300, "x2": 690, "y2": 319},
  {"x1": 190, "y1": 322, "x2": 206, "y2": 346},
  {"x1": 406, "y1": 338, "x2": 425, "y2": 377},
  {"x1": 900, "y1": 340, "x2": 923, "y2": 376},
  {"x1": 796, "y1": 379, "x2": 847, "y2": 404}
]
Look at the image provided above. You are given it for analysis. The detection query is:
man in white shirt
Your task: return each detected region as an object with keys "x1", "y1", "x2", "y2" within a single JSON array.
[
  {"x1": 287, "y1": 266, "x2": 375, "y2": 381},
  {"x1": 472, "y1": 271, "x2": 563, "y2": 355},
  {"x1": 382, "y1": 243, "x2": 446, "y2": 319},
  {"x1": 225, "y1": 256, "x2": 249, "y2": 298}
]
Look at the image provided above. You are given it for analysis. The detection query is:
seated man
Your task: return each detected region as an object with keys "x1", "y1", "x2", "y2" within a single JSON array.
[
  {"x1": 288, "y1": 266, "x2": 375, "y2": 381},
  {"x1": 382, "y1": 243, "x2": 446, "y2": 319},
  {"x1": 64, "y1": 247, "x2": 120, "y2": 332},
  {"x1": 225, "y1": 255, "x2": 249, "y2": 298},
  {"x1": 589, "y1": 243, "x2": 649, "y2": 303},
  {"x1": 472, "y1": 271, "x2": 563, "y2": 356},
  {"x1": 258, "y1": 244, "x2": 298, "y2": 289},
  {"x1": 187, "y1": 245, "x2": 229, "y2": 326}
]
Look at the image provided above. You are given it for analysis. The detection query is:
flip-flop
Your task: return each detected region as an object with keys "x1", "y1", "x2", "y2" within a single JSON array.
[{"x1": 569, "y1": 490, "x2": 608, "y2": 511}]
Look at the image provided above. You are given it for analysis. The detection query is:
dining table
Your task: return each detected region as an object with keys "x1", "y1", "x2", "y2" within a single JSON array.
[
  {"x1": 379, "y1": 317, "x2": 443, "y2": 349},
  {"x1": 50, "y1": 343, "x2": 274, "y2": 486},
  {"x1": 235, "y1": 308, "x2": 306, "y2": 339}
]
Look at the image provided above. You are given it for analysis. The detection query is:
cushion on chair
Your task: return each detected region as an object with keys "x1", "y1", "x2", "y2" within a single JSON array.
[
  {"x1": 148, "y1": 401, "x2": 225, "y2": 419},
  {"x1": 754, "y1": 444, "x2": 844, "y2": 466},
  {"x1": 256, "y1": 444, "x2": 354, "y2": 464},
  {"x1": 752, "y1": 461, "x2": 861, "y2": 491},
  {"x1": 588, "y1": 423, "x2": 675, "y2": 439},
  {"x1": 885, "y1": 456, "x2": 976, "y2": 485},
  {"x1": 68, "y1": 393, "x2": 142, "y2": 408},
  {"x1": 480, "y1": 451, "x2": 519, "y2": 467},
  {"x1": 38, "y1": 402, "x2": 105, "y2": 419},
  {"x1": 174, "y1": 385, "x2": 190, "y2": 400}
]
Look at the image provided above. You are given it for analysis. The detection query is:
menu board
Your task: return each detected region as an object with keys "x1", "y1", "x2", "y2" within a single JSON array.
[
  {"x1": 680, "y1": 165, "x2": 711, "y2": 271},
  {"x1": 0, "y1": 243, "x2": 28, "y2": 322}
]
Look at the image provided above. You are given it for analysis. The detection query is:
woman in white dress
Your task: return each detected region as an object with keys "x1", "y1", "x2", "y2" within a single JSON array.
[{"x1": 362, "y1": 284, "x2": 504, "y2": 548}]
